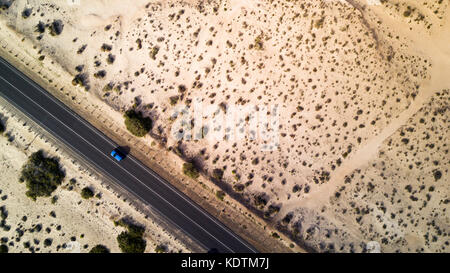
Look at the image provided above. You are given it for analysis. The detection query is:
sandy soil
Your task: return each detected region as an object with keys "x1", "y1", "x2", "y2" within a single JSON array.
[
  {"x1": 0, "y1": 0, "x2": 448, "y2": 252},
  {"x1": 0, "y1": 100, "x2": 189, "y2": 253}
]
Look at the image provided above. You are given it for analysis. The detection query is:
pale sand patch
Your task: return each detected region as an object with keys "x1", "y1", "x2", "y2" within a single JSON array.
[{"x1": 0, "y1": 0, "x2": 448, "y2": 252}]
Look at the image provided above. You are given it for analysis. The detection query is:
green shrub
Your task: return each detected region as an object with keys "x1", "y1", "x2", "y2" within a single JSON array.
[
  {"x1": 253, "y1": 194, "x2": 267, "y2": 208},
  {"x1": 169, "y1": 96, "x2": 179, "y2": 106},
  {"x1": 254, "y1": 35, "x2": 264, "y2": 50},
  {"x1": 115, "y1": 218, "x2": 146, "y2": 253},
  {"x1": 0, "y1": 244, "x2": 8, "y2": 253},
  {"x1": 49, "y1": 20, "x2": 64, "y2": 36},
  {"x1": 0, "y1": 120, "x2": 5, "y2": 134},
  {"x1": 22, "y1": 8, "x2": 32, "y2": 19},
  {"x1": 20, "y1": 150, "x2": 65, "y2": 201},
  {"x1": 0, "y1": 1, "x2": 13, "y2": 10},
  {"x1": 117, "y1": 232, "x2": 146, "y2": 253},
  {"x1": 212, "y1": 168, "x2": 224, "y2": 180},
  {"x1": 89, "y1": 245, "x2": 110, "y2": 253},
  {"x1": 124, "y1": 109, "x2": 152, "y2": 137},
  {"x1": 234, "y1": 184, "x2": 245, "y2": 192},
  {"x1": 215, "y1": 190, "x2": 225, "y2": 201},
  {"x1": 0, "y1": 206, "x2": 7, "y2": 220},
  {"x1": 43, "y1": 238, "x2": 53, "y2": 247},
  {"x1": 155, "y1": 244, "x2": 167, "y2": 253},
  {"x1": 183, "y1": 162, "x2": 199, "y2": 179},
  {"x1": 81, "y1": 187, "x2": 94, "y2": 199},
  {"x1": 150, "y1": 46, "x2": 160, "y2": 60},
  {"x1": 433, "y1": 170, "x2": 442, "y2": 181}
]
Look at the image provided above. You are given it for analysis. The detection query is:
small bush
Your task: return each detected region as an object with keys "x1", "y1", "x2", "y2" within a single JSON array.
[
  {"x1": 22, "y1": 8, "x2": 32, "y2": 19},
  {"x1": 35, "y1": 21, "x2": 45, "y2": 33},
  {"x1": 233, "y1": 184, "x2": 245, "y2": 192},
  {"x1": 101, "y1": 44, "x2": 112, "y2": 52},
  {"x1": 89, "y1": 244, "x2": 110, "y2": 253},
  {"x1": 43, "y1": 238, "x2": 53, "y2": 247},
  {"x1": 124, "y1": 109, "x2": 152, "y2": 137},
  {"x1": 115, "y1": 218, "x2": 146, "y2": 253},
  {"x1": 169, "y1": 96, "x2": 179, "y2": 106},
  {"x1": 117, "y1": 232, "x2": 146, "y2": 253},
  {"x1": 72, "y1": 73, "x2": 89, "y2": 91},
  {"x1": 49, "y1": 20, "x2": 64, "y2": 36},
  {"x1": 20, "y1": 150, "x2": 65, "y2": 201},
  {"x1": 81, "y1": 187, "x2": 94, "y2": 199},
  {"x1": 254, "y1": 194, "x2": 267, "y2": 209},
  {"x1": 253, "y1": 35, "x2": 264, "y2": 50},
  {"x1": 93, "y1": 70, "x2": 107, "y2": 79},
  {"x1": 0, "y1": 0, "x2": 13, "y2": 10},
  {"x1": 150, "y1": 46, "x2": 160, "y2": 60},
  {"x1": 433, "y1": 170, "x2": 442, "y2": 181},
  {"x1": 0, "y1": 206, "x2": 7, "y2": 220},
  {"x1": 107, "y1": 54, "x2": 115, "y2": 64},
  {"x1": 215, "y1": 190, "x2": 225, "y2": 201},
  {"x1": 183, "y1": 162, "x2": 199, "y2": 179}
]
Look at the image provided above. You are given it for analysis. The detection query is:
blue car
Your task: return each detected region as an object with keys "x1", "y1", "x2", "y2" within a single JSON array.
[{"x1": 111, "y1": 149, "x2": 124, "y2": 161}]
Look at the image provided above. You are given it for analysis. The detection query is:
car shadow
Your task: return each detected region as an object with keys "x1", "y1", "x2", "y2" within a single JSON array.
[{"x1": 115, "y1": 145, "x2": 131, "y2": 159}]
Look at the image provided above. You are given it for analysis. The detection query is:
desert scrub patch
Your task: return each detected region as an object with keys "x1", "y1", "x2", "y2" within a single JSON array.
[
  {"x1": 80, "y1": 187, "x2": 94, "y2": 199},
  {"x1": 169, "y1": 95, "x2": 179, "y2": 106},
  {"x1": 0, "y1": 244, "x2": 8, "y2": 253},
  {"x1": 106, "y1": 54, "x2": 116, "y2": 64},
  {"x1": 149, "y1": 46, "x2": 160, "y2": 60},
  {"x1": 22, "y1": 8, "x2": 32, "y2": 19},
  {"x1": 72, "y1": 73, "x2": 90, "y2": 91},
  {"x1": 101, "y1": 43, "x2": 112, "y2": 52},
  {"x1": 103, "y1": 82, "x2": 114, "y2": 92},
  {"x1": 253, "y1": 193, "x2": 268, "y2": 209},
  {"x1": 433, "y1": 169, "x2": 442, "y2": 181},
  {"x1": 314, "y1": 16, "x2": 325, "y2": 28},
  {"x1": 0, "y1": 118, "x2": 5, "y2": 134},
  {"x1": 0, "y1": 0, "x2": 13, "y2": 10},
  {"x1": 215, "y1": 190, "x2": 225, "y2": 201},
  {"x1": 212, "y1": 168, "x2": 224, "y2": 181},
  {"x1": 252, "y1": 34, "x2": 264, "y2": 50},
  {"x1": 20, "y1": 150, "x2": 65, "y2": 201},
  {"x1": 35, "y1": 21, "x2": 46, "y2": 33},
  {"x1": 115, "y1": 218, "x2": 146, "y2": 253},
  {"x1": 182, "y1": 162, "x2": 200, "y2": 179},
  {"x1": 123, "y1": 109, "x2": 152, "y2": 137},
  {"x1": 89, "y1": 244, "x2": 110, "y2": 253},
  {"x1": 77, "y1": 44, "x2": 87, "y2": 54},
  {"x1": 93, "y1": 70, "x2": 107, "y2": 79},
  {"x1": 233, "y1": 184, "x2": 245, "y2": 192},
  {"x1": 154, "y1": 244, "x2": 167, "y2": 253},
  {"x1": 49, "y1": 20, "x2": 64, "y2": 36}
]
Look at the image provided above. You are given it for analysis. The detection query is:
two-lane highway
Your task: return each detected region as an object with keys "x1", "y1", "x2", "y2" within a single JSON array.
[{"x1": 0, "y1": 56, "x2": 257, "y2": 253}]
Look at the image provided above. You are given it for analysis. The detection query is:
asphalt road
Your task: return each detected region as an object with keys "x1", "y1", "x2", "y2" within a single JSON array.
[{"x1": 0, "y1": 57, "x2": 257, "y2": 253}]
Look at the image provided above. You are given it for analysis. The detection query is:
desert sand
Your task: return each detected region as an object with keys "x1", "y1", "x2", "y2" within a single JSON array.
[{"x1": 0, "y1": 0, "x2": 448, "y2": 252}]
